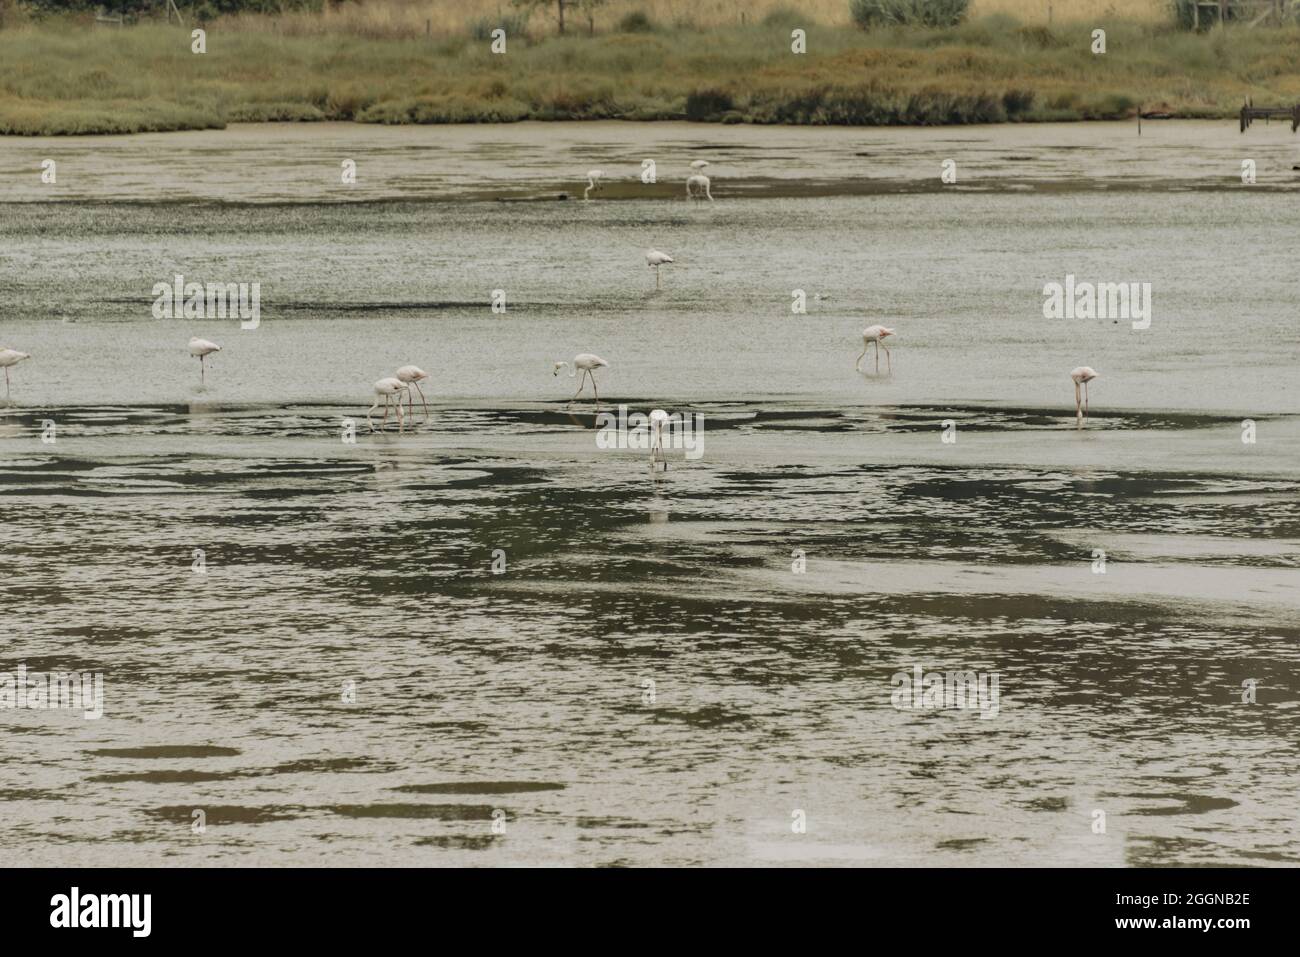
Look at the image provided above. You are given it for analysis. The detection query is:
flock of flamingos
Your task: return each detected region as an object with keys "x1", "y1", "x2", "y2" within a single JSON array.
[{"x1": 0, "y1": 157, "x2": 1102, "y2": 434}]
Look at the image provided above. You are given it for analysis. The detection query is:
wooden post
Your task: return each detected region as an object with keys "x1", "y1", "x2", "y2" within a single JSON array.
[{"x1": 1193, "y1": 1, "x2": 1199, "y2": 30}]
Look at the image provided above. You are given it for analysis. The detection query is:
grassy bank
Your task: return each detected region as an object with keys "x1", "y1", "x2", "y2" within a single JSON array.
[{"x1": 1, "y1": 8, "x2": 1297, "y2": 135}]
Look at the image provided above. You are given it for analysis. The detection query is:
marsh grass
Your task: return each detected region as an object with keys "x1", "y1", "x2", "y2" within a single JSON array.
[{"x1": 0, "y1": 8, "x2": 1293, "y2": 134}]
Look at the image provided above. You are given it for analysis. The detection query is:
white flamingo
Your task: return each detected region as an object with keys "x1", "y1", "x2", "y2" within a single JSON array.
[
  {"x1": 584, "y1": 170, "x2": 603, "y2": 200},
  {"x1": 646, "y1": 249, "x2": 674, "y2": 290},
  {"x1": 649, "y1": 408, "x2": 670, "y2": 469},
  {"x1": 686, "y1": 173, "x2": 713, "y2": 202},
  {"x1": 690, "y1": 160, "x2": 710, "y2": 172},
  {"x1": 0, "y1": 348, "x2": 31, "y2": 399},
  {"x1": 189, "y1": 337, "x2": 221, "y2": 386},
  {"x1": 368, "y1": 377, "x2": 410, "y2": 433},
  {"x1": 855, "y1": 325, "x2": 895, "y2": 374},
  {"x1": 395, "y1": 365, "x2": 430, "y2": 423},
  {"x1": 1070, "y1": 367, "x2": 1099, "y2": 428},
  {"x1": 553, "y1": 354, "x2": 609, "y2": 407}
]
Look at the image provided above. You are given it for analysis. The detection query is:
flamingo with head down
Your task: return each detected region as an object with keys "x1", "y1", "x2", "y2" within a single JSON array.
[{"x1": 855, "y1": 325, "x2": 895, "y2": 374}]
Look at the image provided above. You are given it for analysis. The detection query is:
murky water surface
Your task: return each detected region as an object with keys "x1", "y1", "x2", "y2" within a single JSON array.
[{"x1": 1, "y1": 122, "x2": 1297, "y2": 866}]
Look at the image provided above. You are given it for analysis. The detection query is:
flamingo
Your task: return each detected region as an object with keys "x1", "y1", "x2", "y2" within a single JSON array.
[
  {"x1": 1070, "y1": 367, "x2": 1098, "y2": 428},
  {"x1": 368, "y1": 377, "x2": 410, "y2": 433},
  {"x1": 646, "y1": 249, "x2": 673, "y2": 290},
  {"x1": 690, "y1": 160, "x2": 710, "y2": 172},
  {"x1": 0, "y1": 348, "x2": 31, "y2": 399},
  {"x1": 855, "y1": 325, "x2": 895, "y2": 374},
  {"x1": 395, "y1": 365, "x2": 430, "y2": 423},
  {"x1": 584, "y1": 170, "x2": 603, "y2": 200},
  {"x1": 189, "y1": 337, "x2": 221, "y2": 386},
  {"x1": 686, "y1": 174, "x2": 713, "y2": 202},
  {"x1": 553, "y1": 354, "x2": 609, "y2": 407},
  {"x1": 649, "y1": 408, "x2": 670, "y2": 470}
]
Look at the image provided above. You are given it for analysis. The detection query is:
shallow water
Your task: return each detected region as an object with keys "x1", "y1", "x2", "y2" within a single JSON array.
[
  {"x1": 5, "y1": 119, "x2": 1300, "y2": 203},
  {"x1": 1, "y1": 122, "x2": 1298, "y2": 867}
]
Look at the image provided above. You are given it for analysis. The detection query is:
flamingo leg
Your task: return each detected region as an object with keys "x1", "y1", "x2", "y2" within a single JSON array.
[
  {"x1": 571, "y1": 372, "x2": 586, "y2": 403},
  {"x1": 1084, "y1": 381, "x2": 1090, "y2": 419},
  {"x1": 1075, "y1": 383, "x2": 1082, "y2": 428},
  {"x1": 655, "y1": 265, "x2": 661, "y2": 290},
  {"x1": 874, "y1": 340, "x2": 880, "y2": 374},
  {"x1": 367, "y1": 399, "x2": 380, "y2": 432},
  {"x1": 397, "y1": 397, "x2": 405, "y2": 434},
  {"x1": 415, "y1": 382, "x2": 429, "y2": 422},
  {"x1": 382, "y1": 396, "x2": 391, "y2": 431},
  {"x1": 884, "y1": 344, "x2": 892, "y2": 375},
  {"x1": 199, "y1": 356, "x2": 205, "y2": 386},
  {"x1": 4, "y1": 367, "x2": 9, "y2": 399},
  {"x1": 706, "y1": 183, "x2": 713, "y2": 202},
  {"x1": 591, "y1": 373, "x2": 599, "y2": 409},
  {"x1": 855, "y1": 347, "x2": 867, "y2": 372}
]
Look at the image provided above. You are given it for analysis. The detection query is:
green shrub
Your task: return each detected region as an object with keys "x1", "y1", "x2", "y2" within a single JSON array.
[
  {"x1": 849, "y1": 0, "x2": 969, "y2": 29},
  {"x1": 617, "y1": 10, "x2": 654, "y2": 33},
  {"x1": 1002, "y1": 88, "x2": 1034, "y2": 116},
  {"x1": 685, "y1": 88, "x2": 733, "y2": 120}
]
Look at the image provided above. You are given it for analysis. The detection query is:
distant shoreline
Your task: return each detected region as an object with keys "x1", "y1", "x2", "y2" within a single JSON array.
[
  {"x1": 1, "y1": 16, "x2": 1294, "y2": 137},
  {"x1": 0, "y1": 114, "x2": 1232, "y2": 140}
]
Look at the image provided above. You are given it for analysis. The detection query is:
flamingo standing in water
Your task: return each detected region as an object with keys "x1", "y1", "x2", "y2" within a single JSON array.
[
  {"x1": 0, "y1": 348, "x2": 31, "y2": 399},
  {"x1": 368, "y1": 377, "x2": 410, "y2": 433},
  {"x1": 649, "y1": 408, "x2": 670, "y2": 470},
  {"x1": 855, "y1": 325, "x2": 895, "y2": 374},
  {"x1": 1070, "y1": 367, "x2": 1098, "y2": 428},
  {"x1": 395, "y1": 365, "x2": 430, "y2": 423},
  {"x1": 646, "y1": 249, "x2": 674, "y2": 290},
  {"x1": 584, "y1": 170, "x2": 603, "y2": 200},
  {"x1": 189, "y1": 337, "x2": 221, "y2": 386},
  {"x1": 686, "y1": 174, "x2": 713, "y2": 201},
  {"x1": 554, "y1": 354, "x2": 609, "y2": 407}
]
